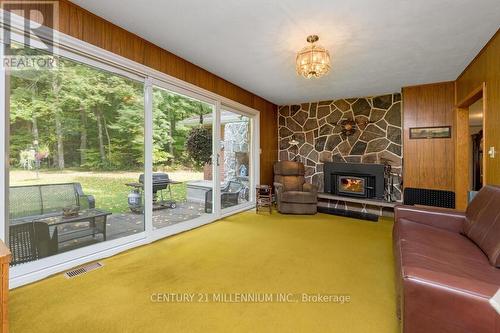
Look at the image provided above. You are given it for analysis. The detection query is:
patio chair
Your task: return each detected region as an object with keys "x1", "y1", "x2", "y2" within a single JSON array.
[
  {"x1": 9, "y1": 221, "x2": 58, "y2": 266},
  {"x1": 204, "y1": 181, "x2": 245, "y2": 213}
]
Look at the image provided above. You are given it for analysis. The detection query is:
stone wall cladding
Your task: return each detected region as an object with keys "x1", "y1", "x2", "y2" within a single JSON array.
[
  {"x1": 278, "y1": 93, "x2": 402, "y2": 200},
  {"x1": 224, "y1": 122, "x2": 249, "y2": 181}
]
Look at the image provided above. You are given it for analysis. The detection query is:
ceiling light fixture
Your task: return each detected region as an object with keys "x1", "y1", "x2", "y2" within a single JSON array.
[{"x1": 296, "y1": 35, "x2": 331, "y2": 79}]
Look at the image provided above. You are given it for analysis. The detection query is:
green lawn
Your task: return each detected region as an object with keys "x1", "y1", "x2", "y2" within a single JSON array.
[
  {"x1": 73, "y1": 176, "x2": 187, "y2": 213},
  {"x1": 10, "y1": 169, "x2": 194, "y2": 213}
]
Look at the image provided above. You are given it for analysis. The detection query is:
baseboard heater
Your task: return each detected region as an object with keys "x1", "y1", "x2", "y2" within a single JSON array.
[
  {"x1": 317, "y1": 206, "x2": 379, "y2": 222},
  {"x1": 403, "y1": 188, "x2": 455, "y2": 209}
]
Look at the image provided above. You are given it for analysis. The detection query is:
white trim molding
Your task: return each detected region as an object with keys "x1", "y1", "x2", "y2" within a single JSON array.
[{"x1": 0, "y1": 41, "x2": 8, "y2": 243}]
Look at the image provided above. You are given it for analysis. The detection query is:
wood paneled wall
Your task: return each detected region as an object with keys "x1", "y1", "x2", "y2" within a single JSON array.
[
  {"x1": 456, "y1": 29, "x2": 500, "y2": 186},
  {"x1": 402, "y1": 29, "x2": 499, "y2": 205},
  {"x1": 4, "y1": 0, "x2": 278, "y2": 185},
  {"x1": 257, "y1": 101, "x2": 279, "y2": 186},
  {"x1": 402, "y1": 82, "x2": 456, "y2": 191}
]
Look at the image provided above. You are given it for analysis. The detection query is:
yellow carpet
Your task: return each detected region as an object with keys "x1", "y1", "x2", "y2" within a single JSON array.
[{"x1": 10, "y1": 211, "x2": 399, "y2": 333}]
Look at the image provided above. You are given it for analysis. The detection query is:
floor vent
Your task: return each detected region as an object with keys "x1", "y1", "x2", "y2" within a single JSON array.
[{"x1": 64, "y1": 262, "x2": 103, "y2": 279}]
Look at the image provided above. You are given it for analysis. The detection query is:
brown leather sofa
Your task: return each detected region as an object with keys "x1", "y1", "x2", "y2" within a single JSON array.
[
  {"x1": 394, "y1": 185, "x2": 500, "y2": 333},
  {"x1": 273, "y1": 161, "x2": 318, "y2": 214}
]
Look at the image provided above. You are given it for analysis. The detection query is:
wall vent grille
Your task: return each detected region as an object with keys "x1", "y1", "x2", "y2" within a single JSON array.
[
  {"x1": 64, "y1": 262, "x2": 103, "y2": 279},
  {"x1": 403, "y1": 187, "x2": 455, "y2": 209}
]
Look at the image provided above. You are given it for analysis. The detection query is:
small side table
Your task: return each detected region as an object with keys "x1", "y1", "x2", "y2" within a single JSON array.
[{"x1": 256, "y1": 185, "x2": 273, "y2": 213}]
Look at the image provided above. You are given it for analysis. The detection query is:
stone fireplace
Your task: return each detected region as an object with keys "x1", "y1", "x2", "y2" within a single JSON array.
[{"x1": 278, "y1": 93, "x2": 402, "y2": 201}]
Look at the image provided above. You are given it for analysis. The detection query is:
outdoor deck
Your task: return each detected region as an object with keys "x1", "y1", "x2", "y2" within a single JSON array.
[{"x1": 58, "y1": 201, "x2": 206, "y2": 252}]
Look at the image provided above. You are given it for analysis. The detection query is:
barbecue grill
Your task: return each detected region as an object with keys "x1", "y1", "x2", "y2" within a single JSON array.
[
  {"x1": 126, "y1": 173, "x2": 181, "y2": 213},
  {"x1": 140, "y1": 173, "x2": 170, "y2": 195}
]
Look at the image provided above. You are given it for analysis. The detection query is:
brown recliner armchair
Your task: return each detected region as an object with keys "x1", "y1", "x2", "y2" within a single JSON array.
[{"x1": 273, "y1": 161, "x2": 318, "y2": 214}]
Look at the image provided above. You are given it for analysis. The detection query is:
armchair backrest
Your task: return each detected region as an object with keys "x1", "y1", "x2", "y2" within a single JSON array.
[
  {"x1": 273, "y1": 161, "x2": 305, "y2": 192},
  {"x1": 9, "y1": 221, "x2": 58, "y2": 266}
]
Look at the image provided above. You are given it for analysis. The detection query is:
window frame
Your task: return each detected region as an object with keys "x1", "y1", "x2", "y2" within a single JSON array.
[
  {"x1": 1, "y1": 10, "x2": 260, "y2": 287},
  {"x1": 3, "y1": 30, "x2": 150, "y2": 287},
  {"x1": 219, "y1": 106, "x2": 258, "y2": 214},
  {"x1": 148, "y1": 79, "x2": 221, "y2": 240}
]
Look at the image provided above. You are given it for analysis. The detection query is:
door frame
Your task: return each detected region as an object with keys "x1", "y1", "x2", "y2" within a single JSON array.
[
  {"x1": 219, "y1": 105, "x2": 259, "y2": 214},
  {"x1": 454, "y1": 82, "x2": 487, "y2": 210},
  {"x1": 148, "y1": 77, "x2": 222, "y2": 240}
]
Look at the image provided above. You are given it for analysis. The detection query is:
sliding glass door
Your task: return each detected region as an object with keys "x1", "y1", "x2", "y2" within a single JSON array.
[
  {"x1": 7, "y1": 44, "x2": 145, "y2": 267},
  {"x1": 150, "y1": 83, "x2": 216, "y2": 230},
  {"x1": 149, "y1": 82, "x2": 258, "y2": 232}
]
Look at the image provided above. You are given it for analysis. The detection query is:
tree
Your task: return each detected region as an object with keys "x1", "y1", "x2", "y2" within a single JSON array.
[
  {"x1": 151, "y1": 89, "x2": 215, "y2": 169},
  {"x1": 8, "y1": 46, "x2": 221, "y2": 172},
  {"x1": 152, "y1": 90, "x2": 199, "y2": 166},
  {"x1": 51, "y1": 69, "x2": 65, "y2": 169},
  {"x1": 10, "y1": 65, "x2": 54, "y2": 160},
  {"x1": 57, "y1": 61, "x2": 106, "y2": 166}
]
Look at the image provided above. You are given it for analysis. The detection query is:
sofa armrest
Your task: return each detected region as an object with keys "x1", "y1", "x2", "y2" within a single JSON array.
[
  {"x1": 79, "y1": 195, "x2": 95, "y2": 209},
  {"x1": 74, "y1": 183, "x2": 96, "y2": 209},
  {"x1": 303, "y1": 183, "x2": 318, "y2": 195},
  {"x1": 402, "y1": 274, "x2": 499, "y2": 333},
  {"x1": 394, "y1": 205, "x2": 466, "y2": 233}
]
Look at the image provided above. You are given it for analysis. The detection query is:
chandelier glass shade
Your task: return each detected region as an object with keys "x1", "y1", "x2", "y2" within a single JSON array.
[{"x1": 296, "y1": 35, "x2": 331, "y2": 79}]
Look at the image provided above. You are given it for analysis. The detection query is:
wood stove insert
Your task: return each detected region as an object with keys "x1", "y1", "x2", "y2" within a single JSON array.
[{"x1": 324, "y1": 162, "x2": 385, "y2": 200}]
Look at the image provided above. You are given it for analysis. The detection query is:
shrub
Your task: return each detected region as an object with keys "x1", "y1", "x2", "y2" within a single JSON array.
[{"x1": 185, "y1": 127, "x2": 212, "y2": 168}]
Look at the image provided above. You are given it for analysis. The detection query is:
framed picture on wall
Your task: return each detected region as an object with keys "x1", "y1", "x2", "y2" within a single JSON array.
[{"x1": 409, "y1": 126, "x2": 451, "y2": 139}]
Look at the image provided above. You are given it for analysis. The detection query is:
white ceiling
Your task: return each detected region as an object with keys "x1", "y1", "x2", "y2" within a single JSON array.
[{"x1": 70, "y1": 0, "x2": 500, "y2": 105}]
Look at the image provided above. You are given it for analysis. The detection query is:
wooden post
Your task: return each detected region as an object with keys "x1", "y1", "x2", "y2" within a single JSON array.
[
  {"x1": 454, "y1": 107, "x2": 470, "y2": 210},
  {"x1": 0, "y1": 240, "x2": 11, "y2": 333}
]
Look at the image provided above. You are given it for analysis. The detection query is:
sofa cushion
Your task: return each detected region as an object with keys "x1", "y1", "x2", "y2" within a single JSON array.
[
  {"x1": 281, "y1": 191, "x2": 317, "y2": 204},
  {"x1": 396, "y1": 218, "x2": 500, "y2": 298},
  {"x1": 463, "y1": 185, "x2": 500, "y2": 267}
]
